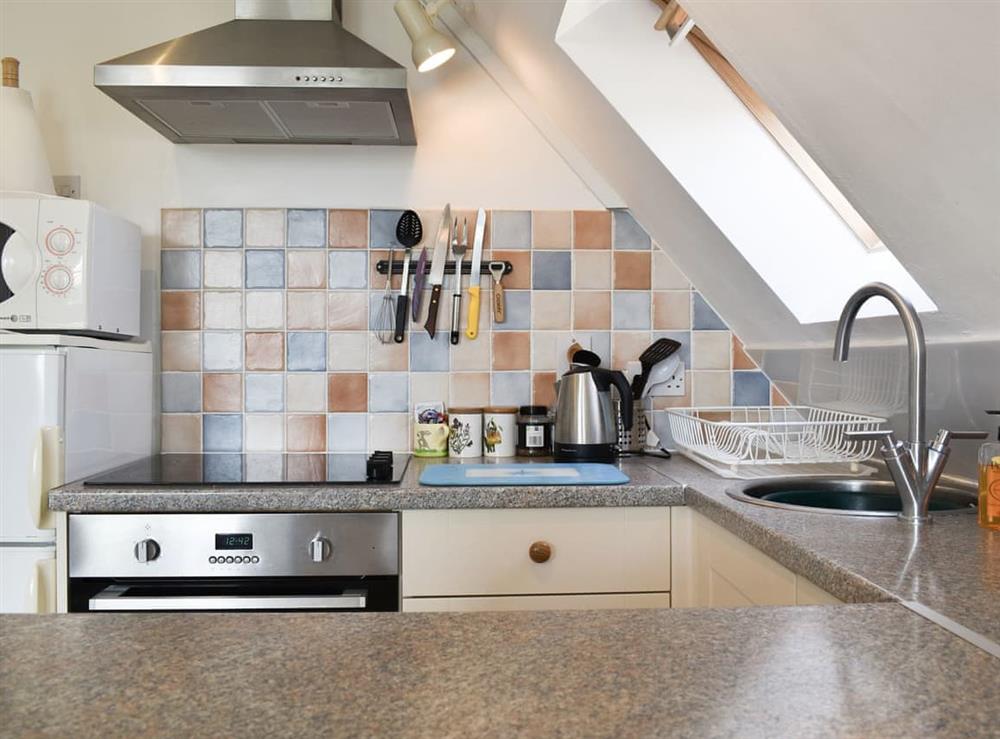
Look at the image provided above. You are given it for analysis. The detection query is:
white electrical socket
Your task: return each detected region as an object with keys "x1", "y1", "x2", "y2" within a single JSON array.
[{"x1": 646, "y1": 367, "x2": 686, "y2": 397}]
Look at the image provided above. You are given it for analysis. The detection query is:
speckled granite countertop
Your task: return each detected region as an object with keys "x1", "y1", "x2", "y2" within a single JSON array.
[
  {"x1": 48, "y1": 456, "x2": 684, "y2": 512},
  {"x1": 3, "y1": 605, "x2": 998, "y2": 737}
]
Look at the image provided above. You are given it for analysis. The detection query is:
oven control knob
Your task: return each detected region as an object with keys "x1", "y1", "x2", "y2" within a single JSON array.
[
  {"x1": 134, "y1": 538, "x2": 161, "y2": 563},
  {"x1": 309, "y1": 535, "x2": 332, "y2": 563}
]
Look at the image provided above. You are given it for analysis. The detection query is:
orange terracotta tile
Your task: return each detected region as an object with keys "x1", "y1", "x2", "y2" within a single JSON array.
[
  {"x1": 532, "y1": 372, "x2": 557, "y2": 407},
  {"x1": 161, "y1": 291, "x2": 200, "y2": 330},
  {"x1": 492, "y1": 332, "x2": 530, "y2": 370},
  {"x1": 286, "y1": 415, "x2": 327, "y2": 452},
  {"x1": 328, "y1": 209, "x2": 368, "y2": 248},
  {"x1": 455, "y1": 208, "x2": 491, "y2": 251},
  {"x1": 573, "y1": 292, "x2": 611, "y2": 330},
  {"x1": 327, "y1": 372, "x2": 368, "y2": 412},
  {"x1": 733, "y1": 336, "x2": 758, "y2": 370},
  {"x1": 490, "y1": 251, "x2": 531, "y2": 290},
  {"x1": 367, "y1": 333, "x2": 408, "y2": 371},
  {"x1": 327, "y1": 292, "x2": 369, "y2": 331},
  {"x1": 161, "y1": 332, "x2": 201, "y2": 371},
  {"x1": 370, "y1": 250, "x2": 401, "y2": 291},
  {"x1": 286, "y1": 453, "x2": 327, "y2": 480},
  {"x1": 161, "y1": 414, "x2": 201, "y2": 453},
  {"x1": 203, "y1": 373, "x2": 242, "y2": 412},
  {"x1": 532, "y1": 210, "x2": 571, "y2": 249},
  {"x1": 772, "y1": 384, "x2": 791, "y2": 406},
  {"x1": 245, "y1": 332, "x2": 285, "y2": 371},
  {"x1": 653, "y1": 291, "x2": 690, "y2": 330},
  {"x1": 614, "y1": 252, "x2": 651, "y2": 290},
  {"x1": 573, "y1": 210, "x2": 612, "y2": 249}
]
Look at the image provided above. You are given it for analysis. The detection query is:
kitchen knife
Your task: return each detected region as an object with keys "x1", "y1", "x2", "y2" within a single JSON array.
[
  {"x1": 411, "y1": 247, "x2": 428, "y2": 321},
  {"x1": 465, "y1": 208, "x2": 487, "y2": 340},
  {"x1": 423, "y1": 203, "x2": 451, "y2": 338}
]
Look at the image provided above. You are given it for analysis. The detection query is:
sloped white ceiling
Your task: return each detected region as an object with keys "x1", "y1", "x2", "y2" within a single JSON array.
[{"x1": 457, "y1": 0, "x2": 999, "y2": 347}]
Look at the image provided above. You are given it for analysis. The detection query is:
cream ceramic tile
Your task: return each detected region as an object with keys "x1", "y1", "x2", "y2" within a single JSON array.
[
  {"x1": 450, "y1": 330, "x2": 491, "y2": 371},
  {"x1": 285, "y1": 374, "x2": 327, "y2": 412},
  {"x1": 573, "y1": 251, "x2": 612, "y2": 290},
  {"x1": 203, "y1": 331, "x2": 243, "y2": 371},
  {"x1": 245, "y1": 414, "x2": 284, "y2": 452},
  {"x1": 532, "y1": 210, "x2": 571, "y2": 249},
  {"x1": 245, "y1": 209, "x2": 285, "y2": 247},
  {"x1": 203, "y1": 291, "x2": 242, "y2": 330},
  {"x1": 692, "y1": 371, "x2": 731, "y2": 407},
  {"x1": 161, "y1": 209, "x2": 201, "y2": 248},
  {"x1": 531, "y1": 331, "x2": 572, "y2": 372},
  {"x1": 161, "y1": 414, "x2": 202, "y2": 453},
  {"x1": 204, "y1": 250, "x2": 242, "y2": 288},
  {"x1": 369, "y1": 413, "x2": 410, "y2": 452},
  {"x1": 161, "y1": 332, "x2": 201, "y2": 371},
  {"x1": 286, "y1": 291, "x2": 326, "y2": 330},
  {"x1": 287, "y1": 250, "x2": 327, "y2": 289},
  {"x1": 245, "y1": 291, "x2": 284, "y2": 329},
  {"x1": 611, "y1": 331, "x2": 651, "y2": 369},
  {"x1": 692, "y1": 330, "x2": 732, "y2": 370},
  {"x1": 327, "y1": 332, "x2": 368, "y2": 371},
  {"x1": 653, "y1": 291, "x2": 691, "y2": 330},
  {"x1": 652, "y1": 247, "x2": 691, "y2": 290},
  {"x1": 327, "y1": 292, "x2": 368, "y2": 331},
  {"x1": 410, "y1": 373, "x2": 450, "y2": 406},
  {"x1": 532, "y1": 292, "x2": 571, "y2": 330},
  {"x1": 368, "y1": 333, "x2": 408, "y2": 371},
  {"x1": 449, "y1": 372, "x2": 490, "y2": 406}
]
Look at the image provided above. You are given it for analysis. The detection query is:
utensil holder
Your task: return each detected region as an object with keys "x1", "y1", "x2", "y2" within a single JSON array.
[{"x1": 413, "y1": 423, "x2": 449, "y2": 457}]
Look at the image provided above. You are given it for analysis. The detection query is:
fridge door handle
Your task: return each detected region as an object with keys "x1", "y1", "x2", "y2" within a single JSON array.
[
  {"x1": 29, "y1": 426, "x2": 62, "y2": 530},
  {"x1": 27, "y1": 556, "x2": 56, "y2": 614}
]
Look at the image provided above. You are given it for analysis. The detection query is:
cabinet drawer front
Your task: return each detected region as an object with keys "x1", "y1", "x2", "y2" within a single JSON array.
[
  {"x1": 402, "y1": 507, "x2": 670, "y2": 597},
  {"x1": 403, "y1": 592, "x2": 671, "y2": 612}
]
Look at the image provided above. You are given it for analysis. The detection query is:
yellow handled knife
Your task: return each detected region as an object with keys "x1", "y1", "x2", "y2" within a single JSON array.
[{"x1": 465, "y1": 209, "x2": 487, "y2": 339}]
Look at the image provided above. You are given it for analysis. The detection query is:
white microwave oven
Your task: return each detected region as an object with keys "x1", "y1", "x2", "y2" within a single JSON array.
[{"x1": 0, "y1": 194, "x2": 141, "y2": 338}]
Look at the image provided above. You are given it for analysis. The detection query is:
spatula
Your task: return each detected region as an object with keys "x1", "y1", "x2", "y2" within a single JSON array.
[{"x1": 632, "y1": 338, "x2": 681, "y2": 397}]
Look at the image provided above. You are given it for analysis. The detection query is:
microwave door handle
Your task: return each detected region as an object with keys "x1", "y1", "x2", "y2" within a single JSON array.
[{"x1": 88, "y1": 586, "x2": 367, "y2": 611}]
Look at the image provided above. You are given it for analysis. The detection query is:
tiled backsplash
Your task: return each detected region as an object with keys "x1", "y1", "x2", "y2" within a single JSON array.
[{"x1": 159, "y1": 208, "x2": 780, "y2": 453}]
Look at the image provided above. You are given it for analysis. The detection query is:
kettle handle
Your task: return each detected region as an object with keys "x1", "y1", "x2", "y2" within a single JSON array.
[{"x1": 597, "y1": 369, "x2": 633, "y2": 431}]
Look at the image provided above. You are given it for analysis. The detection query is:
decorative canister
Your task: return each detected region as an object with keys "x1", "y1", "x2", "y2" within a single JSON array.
[
  {"x1": 413, "y1": 423, "x2": 449, "y2": 457},
  {"x1": 448, "y1": 408, "x2": 483, "y2": 458},
  {"x1": 483, "y1": 407, "x2": 518, "y2": 458}
]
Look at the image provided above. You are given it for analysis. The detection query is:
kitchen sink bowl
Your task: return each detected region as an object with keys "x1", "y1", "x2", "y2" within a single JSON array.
[{"x1": 727, "y1": 478, "x2": 977, "y2": 517}]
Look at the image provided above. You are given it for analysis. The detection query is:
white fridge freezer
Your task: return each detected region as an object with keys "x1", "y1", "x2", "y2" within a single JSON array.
[{"x1": 0, "y1": 334, "x2": 152, "y2": 612}]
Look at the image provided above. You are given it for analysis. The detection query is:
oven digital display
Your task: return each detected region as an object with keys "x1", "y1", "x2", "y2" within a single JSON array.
[{"x1": 215, "y1": 533, "x2": 253, "y2": 550}]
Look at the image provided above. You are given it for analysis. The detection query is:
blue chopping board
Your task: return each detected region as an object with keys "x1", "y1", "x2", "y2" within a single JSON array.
[{"x1": 419, "y1": 463, "x2": 629, "y2": 487}]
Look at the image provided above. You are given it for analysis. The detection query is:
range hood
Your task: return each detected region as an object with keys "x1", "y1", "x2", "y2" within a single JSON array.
[{"x1": 94, "y1": 0, "x2": 415, "y2": 145}]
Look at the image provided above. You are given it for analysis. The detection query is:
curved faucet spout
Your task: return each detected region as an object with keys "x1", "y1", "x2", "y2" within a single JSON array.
[{"x1": 832, "y1": 282, "x2": 926, "y2": 475}]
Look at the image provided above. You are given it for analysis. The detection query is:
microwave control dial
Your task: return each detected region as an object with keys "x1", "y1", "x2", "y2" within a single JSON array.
[
  {"x1": 134, "y1": 538, "x2": 161, "y2": 563},
  {"x1": 43, "y1": 265, "x2": 73, "y2": 293},
  {"x1": 309, "y1": 535, "x2": 332, "y2": 563},
  {"x1": 45, "y1": 227, "x2": 75, "y2": 256}
]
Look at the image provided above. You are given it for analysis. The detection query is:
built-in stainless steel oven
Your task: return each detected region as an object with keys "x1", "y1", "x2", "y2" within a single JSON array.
[{"x1": 68, "y1": 513, "x2": 399, "y2": 612}]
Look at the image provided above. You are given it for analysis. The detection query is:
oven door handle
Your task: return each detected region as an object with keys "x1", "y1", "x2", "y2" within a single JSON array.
[{"x1": 88, "y1": 585, "x2": 367, "y2": 611}]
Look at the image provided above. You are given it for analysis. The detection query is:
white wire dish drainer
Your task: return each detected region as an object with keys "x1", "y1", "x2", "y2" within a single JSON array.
[{"x1": 665, "y1": 406, "x2": 887, "y2": 479}]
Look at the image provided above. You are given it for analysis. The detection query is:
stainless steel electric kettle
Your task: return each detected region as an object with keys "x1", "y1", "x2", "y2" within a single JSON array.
[{"x1": 553, "y1": 364, "x2": 633, "y2": 461}]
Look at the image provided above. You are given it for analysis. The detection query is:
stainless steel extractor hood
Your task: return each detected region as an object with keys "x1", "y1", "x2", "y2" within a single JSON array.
[{"x1": 94, "y1": 0, "x2": 415, "y2": 145}]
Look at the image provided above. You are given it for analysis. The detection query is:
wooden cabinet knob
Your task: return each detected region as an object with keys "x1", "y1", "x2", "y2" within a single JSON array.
[{"x1": 529, "y1": 541, "x2": 552, "y2": 563}]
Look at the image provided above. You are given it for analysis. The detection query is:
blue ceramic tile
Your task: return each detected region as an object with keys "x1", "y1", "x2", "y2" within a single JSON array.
[
  {"x1": 492, "y1": 210, "x2": 531, "y2": 249},
  {"x1": 409, "y1": 330, "x2": 450, "y2": 371},
  {"x1": 245, "y1": 373, "x2": 284, "y2": 412},
  {"x1": 327, "y1": 413, "x2": 368, "y2": 452},
  {"x1": 369, "y1": 373, "x2": 409, "y2": 412},
  {"x1": 161, "y1": 373, "x2": 201, "y2": 412},
  {"x1": 202, "y1": 453, "x2": 243, "y2": 482},
  {"x1": 492, "y1": 372, "x2": 531, "y2": 406},
  {"x1": 613, "y1": 210, "x2": 651, "y2": 250},
  {"x1": 532, "y1": 252, "x2": 572, "y2": 290},
  {"x1": 245, "y1": 250, "x2": 285, "y2": 288},
  {"x1": 202, "y1": 332, "x2": 243, "y2": 371},
  {"x1": 652, "y1": 331, "x2": 691, "y2": 367},
  {"x1": 494, "y1": 291, "x2": 531, "y2": 330},
  {"x1": 204, "y1": 209, "x2": 243, "y2": 247},
  {"x1": 161, "y1": 251, "x2": 201, "y2": 289},
  {"x1": 572, "y1": 331, "x2": 611, "y2": 367},
  {"x1": 613, "y1": 292, "x2": 652, "y2": 330},
  {"x1": 369, "y1": 209, "x2": 404, "y2": 248},
  {"x1": 692, "y1": 292, "x2": 728, "y2": 330},
  {"x1": 203, "y1": 414, "x2": 243, "y2": 452},
  {"x1": 287, "y1": 209, "x2": 326, "y2": 247},
  {"x1": 287, "y1": 332, "x2": 327, "y2": 371},
  {"x1": 329, "y1": 251, "x2": 368, "y2": 289},
  {"x1": 734, "y1": 371, "x2": 770, "y2": 406}
]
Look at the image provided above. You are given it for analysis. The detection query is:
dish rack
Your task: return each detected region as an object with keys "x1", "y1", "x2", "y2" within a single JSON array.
[{"x1": 665, "y1": 406, "x2": 886, "y2": 478}]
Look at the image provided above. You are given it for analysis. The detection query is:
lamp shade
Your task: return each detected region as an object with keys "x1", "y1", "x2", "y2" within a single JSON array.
[
  {"x1": 0, "y1": 58, "x2": 54, "y2": 195},
  {"x1": 394, "y1": 0, "x2": 456, "y2": 73}
]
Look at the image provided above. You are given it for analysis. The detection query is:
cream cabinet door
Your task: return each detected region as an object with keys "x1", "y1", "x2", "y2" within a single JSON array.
[
  {"x1": 402, "y1": 507, "x2": 670, "y2": 598},
  {"x1": 671, "y1": 507, "x2": 840, "y2": 608},
  {"x1": 403, "y1": 592, "x2": 670, "y2": 613}
]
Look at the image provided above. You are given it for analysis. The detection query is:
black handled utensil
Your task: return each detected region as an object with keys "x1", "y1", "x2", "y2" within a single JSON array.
[
  {"x1": 393, "y1": 210, "x2": 421, "y2": 343},
  {"x1": 424, "y1": 204, "x2": 452, "y2": 338}
]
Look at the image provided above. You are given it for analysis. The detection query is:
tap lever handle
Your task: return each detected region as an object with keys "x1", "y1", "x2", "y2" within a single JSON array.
[
  {"x1": 844, "y1": 429, "x2": 897, "y2": 444},
  {"x1": 932, "y1": 429, "x2": 988, "y2": 447},
  {"x1": 948, "y1": 431, "x2": 989, "y2": 440}
]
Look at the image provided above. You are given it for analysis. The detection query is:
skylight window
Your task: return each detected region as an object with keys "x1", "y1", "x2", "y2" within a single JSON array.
[{"x1": 556, "y1": 1, "x2": 936, "y2": 324}]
